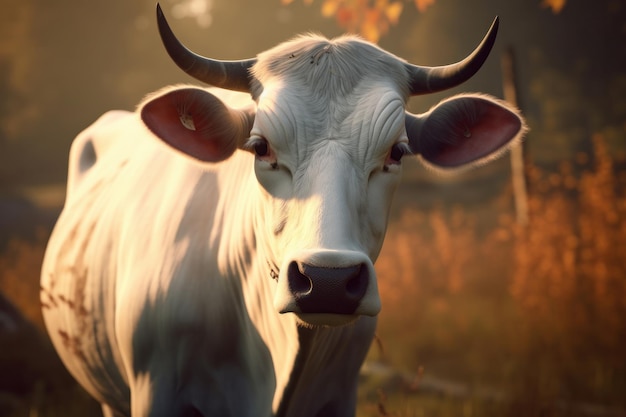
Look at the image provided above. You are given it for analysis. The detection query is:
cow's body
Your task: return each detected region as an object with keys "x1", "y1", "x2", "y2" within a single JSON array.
[
  {"x1": 41, "y1": 91, "x2": 375, "y2": 416},
  {"x1": 41, "y1": 7, "x2": 525, "y2": 417}
]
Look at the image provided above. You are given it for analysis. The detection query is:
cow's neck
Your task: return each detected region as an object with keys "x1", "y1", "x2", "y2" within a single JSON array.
[
  {"x1": 214, "y1": 153, "x2": 298, "y2": 411},
  {"x1": 218, "y1": 152, "x2": 376, "y2": 416}
]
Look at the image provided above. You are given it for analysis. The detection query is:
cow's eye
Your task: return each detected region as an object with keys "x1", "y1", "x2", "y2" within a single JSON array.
[
  {"x1": 254, "y1": 140, "x2": 269, "y2": 157},
  {"x1": 245, "y1": 136, "x2": 272, "y2": 158},
  {"x1": 386, "y1": 142, "x2": 410, "y2": 165},
  {"x1": 246, "y1": 136, "x2": 279, "y2": 169},
  {"x1": 389, "y1": 143, "x2": 405, "y2": 162}
]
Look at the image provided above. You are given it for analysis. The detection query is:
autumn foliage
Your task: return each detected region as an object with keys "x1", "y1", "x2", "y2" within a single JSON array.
[
  {"x1": 282, "y1": 0, "x2": 568, "y2": 42},
  {"x1": 281, "y1": 0, "x2": 433, "y2": 42},
  {"x1": 369, "y1": 134, "x2": 626, "y2": 414}
]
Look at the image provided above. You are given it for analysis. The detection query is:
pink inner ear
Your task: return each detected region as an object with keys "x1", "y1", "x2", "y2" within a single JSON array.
[
  {"x1": 421, "y1": 97, "x2": 522, "y2": 168},
  {"x1": 141, "y1": 89, "x2": 238, "y2": 163}
]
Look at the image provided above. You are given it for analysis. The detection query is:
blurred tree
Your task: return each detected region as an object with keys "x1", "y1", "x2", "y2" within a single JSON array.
[
  {"x1": 281, "y1": 0, "x2": 414, "y2": 42},
  {"x1": 0, "y1": 0, "x2": 37, "y2": 142},
  {"x1": 280, "y1": 0, "x2": 568, "y2": 41}
]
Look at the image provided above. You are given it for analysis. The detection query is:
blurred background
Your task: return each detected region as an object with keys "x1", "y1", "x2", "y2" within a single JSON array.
[{"x1": 1, "y1": 0, "x2": 624, "y2": 416}]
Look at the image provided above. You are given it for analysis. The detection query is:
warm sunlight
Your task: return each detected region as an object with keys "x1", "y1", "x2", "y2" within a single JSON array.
[{"x1": 1, "y1": 0, "x2": 623, "y2": 416}]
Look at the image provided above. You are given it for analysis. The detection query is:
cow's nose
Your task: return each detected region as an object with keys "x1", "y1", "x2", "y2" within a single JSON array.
[{"x1": 286, "y1": 261, "x2": 368, "y2": 315}]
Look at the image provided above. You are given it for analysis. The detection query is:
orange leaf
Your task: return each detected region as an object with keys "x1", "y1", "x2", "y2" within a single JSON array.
[
  {"x1": 541, "y1": 0, "x2": 566, "y2": 13},
  {"x1": 360, "y1": 7, "x2": 386, "y2": 42},
  {"x1": 336, "y1": 6, "x2": 355, "y2": 29},
  {"x1": 413, "y1": 0, "x2": 435, "y2": 13},
  {"x1": 385, "y1": 2, "x2": 403, "y2": 25},
  {"x1": 365, "y1": 7, "x2": 381, "y2": 23},
  {"x1": 321, "y1": 0, "x2": 341, "y2": 17},
  {"x1": 374, "y1": 0, "x2": 387, "y2": 8},
  {"x1": 281, "y1": 0, "x2": 294, "y2": 4},
  {"x1": 361, "y1": 19, "x2": 380, "y2": 43}
]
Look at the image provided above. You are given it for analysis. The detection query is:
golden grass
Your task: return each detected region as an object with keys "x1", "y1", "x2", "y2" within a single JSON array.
[
  {"x1": 367, "y1": 133, "x2": 626, "y2": 415},
  {"x1": 0, "y1": 230, "x2": 48, "y2": 332}
]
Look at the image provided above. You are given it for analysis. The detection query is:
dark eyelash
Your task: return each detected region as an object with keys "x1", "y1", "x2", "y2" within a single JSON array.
[
  {"x1": 395, "y1": 142, "x2": 412, "y2": 156},
  {"x1": 243, "y1": 136, "x2": 264, "y2": 151}
]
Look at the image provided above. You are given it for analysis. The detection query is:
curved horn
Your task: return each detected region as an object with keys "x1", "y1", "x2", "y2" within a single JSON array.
[
  {"x1": 156, "y1": 3, "x2": 256, "y2": 92},
  {"x1": 407, "y1": 17, "x2": 499, "y2": 95}
]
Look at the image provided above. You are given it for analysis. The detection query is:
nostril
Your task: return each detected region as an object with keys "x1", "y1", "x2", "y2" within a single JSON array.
[
  {"x1": 287, "y1": 261, "x2": 312, "y2": 296},
  {"x1": 345, "y1": 264, "x2": 367, "y2": 299}
]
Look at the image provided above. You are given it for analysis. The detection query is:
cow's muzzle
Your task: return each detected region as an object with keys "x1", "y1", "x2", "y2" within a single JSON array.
[
  {"x1": 287, "y1": 262, "x2": 367, "y2": 314},
  {"x1": 274, "y1": 250, "x2": 380, "y2": 325}
]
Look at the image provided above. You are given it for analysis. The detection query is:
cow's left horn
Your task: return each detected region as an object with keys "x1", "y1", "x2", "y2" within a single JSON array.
[
  {"x1": 406, "y1": 17, "x2": 499, "y2": 95},
  {"x1": 156, "y1": 3, "x2": 256, "y2": 92}
]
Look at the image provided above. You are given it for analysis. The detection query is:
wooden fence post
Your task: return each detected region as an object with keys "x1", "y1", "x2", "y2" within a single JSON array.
[{"x1": 501, "y1": 47, "x2": 529, "y2": 226}]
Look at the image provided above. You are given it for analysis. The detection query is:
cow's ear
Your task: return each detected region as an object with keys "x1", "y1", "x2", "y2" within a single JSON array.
[
  {"x1": 406, "y1": 94, "x2": 527, "y2": 168},
  {"x1": 140, "y1": 87, "x2": 255, "y2": 162}
]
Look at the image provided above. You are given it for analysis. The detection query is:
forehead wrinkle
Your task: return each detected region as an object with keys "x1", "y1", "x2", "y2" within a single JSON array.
[
  {"x1": 258, "y1": 86, "x2": 329, "y2": 170},
  {"x1": 259, "y1": 77, "x2": 406, "y2": 172},
  {"x1": 252, "y1": 32, "x2": 411, "y2": 138},
  {"x1": 370, "y1": 90, "x2": 405, "y2": 140},
  {"x1": 256, "y1": 89, "x2": 299, "y2": 155},
  {"x1": 340, "y1": 85, "x2": 406, "y2": 164}
]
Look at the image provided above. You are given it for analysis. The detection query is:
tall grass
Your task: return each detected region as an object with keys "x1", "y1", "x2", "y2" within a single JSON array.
[
  {"x1": 0, "y1": 232, "x2": 48, "y2": 331},
  {"x1": 363, "y1": 134, "x2": 626, "y2": 416},
  {"x1": 0, "y1": 231, "x2": 103, "y2": 417},
  {"x1": 510, "y1": 134, "x2": 626, "y2": 408}
]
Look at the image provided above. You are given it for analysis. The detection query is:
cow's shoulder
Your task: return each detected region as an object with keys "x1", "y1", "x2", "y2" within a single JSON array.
[{"x1": 67, "y1": 110, "x2": 137, "y2": 197}]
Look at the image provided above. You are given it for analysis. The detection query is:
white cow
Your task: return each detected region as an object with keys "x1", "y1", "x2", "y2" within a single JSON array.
[{"x1": 40, "y1": 5, "x2": 526, "y2": 417}]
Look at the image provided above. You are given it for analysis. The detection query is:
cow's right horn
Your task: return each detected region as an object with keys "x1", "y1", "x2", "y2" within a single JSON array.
[
  {"x1": 406, "y1": 16, "x2": 499, "y2": 95},
  {"x1": 156, "y1": 3, "x2": 256, "y2": 93}
]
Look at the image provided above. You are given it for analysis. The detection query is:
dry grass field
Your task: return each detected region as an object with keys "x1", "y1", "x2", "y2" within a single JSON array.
[
  {"x1": 359, "y1": 134, "x2": 626, "y2": 416},
  {"x1": 1, "y1": 135, "x2": 624, "y2": 416}
]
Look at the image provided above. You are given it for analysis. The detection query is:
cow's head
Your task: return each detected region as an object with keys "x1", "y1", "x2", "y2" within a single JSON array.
[{"x1": 141, "y1": 5, "x2": 526, "y2": 327}]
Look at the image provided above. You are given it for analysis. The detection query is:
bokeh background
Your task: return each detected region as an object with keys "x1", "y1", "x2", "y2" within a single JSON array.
[{"x1": 1, "y1": 0, "x2": 625, "y2": 416}]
